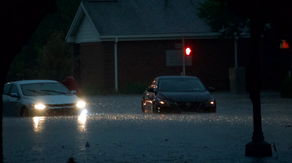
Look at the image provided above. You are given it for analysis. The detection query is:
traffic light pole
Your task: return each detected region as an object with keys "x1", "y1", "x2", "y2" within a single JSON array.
[{"x1": 182, "y1": 35, "x2": 185, "y2": 76}]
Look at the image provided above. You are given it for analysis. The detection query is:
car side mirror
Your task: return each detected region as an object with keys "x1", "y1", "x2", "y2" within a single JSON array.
[
  {"x1": 10, "y1": 93, "x2": 19, "y2": 98},
  {"x1": 208, "y1": 87, "x2": 215, "y2": 92},
  {"x1": 71, "y1": 90, "x2": 77, "y2": 94}
]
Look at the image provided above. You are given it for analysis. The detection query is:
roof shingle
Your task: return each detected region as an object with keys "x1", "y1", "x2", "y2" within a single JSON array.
[{"x1": 82, "y1": 0, "x2": 211, "y2": 36}]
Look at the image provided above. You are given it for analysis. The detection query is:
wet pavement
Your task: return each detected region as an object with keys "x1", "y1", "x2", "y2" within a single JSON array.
[{"x1": 2, "y1": 92, "x2": 292, "y2": 163}]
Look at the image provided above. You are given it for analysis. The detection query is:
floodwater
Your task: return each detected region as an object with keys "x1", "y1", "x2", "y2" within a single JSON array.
[{"x1": 2, "y1": 92, "x2": 292, "y2": 163}]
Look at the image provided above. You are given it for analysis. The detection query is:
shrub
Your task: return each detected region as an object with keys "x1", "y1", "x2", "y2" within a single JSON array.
[
  {"x1": 82, "y1": 82, "x2": 149, "y2": 95},
  {"x1": 82, "y1": 86, "x2": 103, "y2": 95},
  {"x1": 82, "y1": 85, "x2": 117, "y2": 95},
  {"x1": 37, "y1": 31, "x2": 73, "y2": 81},
  {"x1": 280, "y1": 76, "x2": 292, "y2": 98},
  {"x1": 124, "y1": 82, "x2": 149, "y2": 94}
]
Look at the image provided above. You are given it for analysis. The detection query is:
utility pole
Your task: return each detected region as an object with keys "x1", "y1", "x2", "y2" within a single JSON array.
[
  {"x1": 245, "y1": 3, "x2": 272, "y2": 157},
  {"x1": 234, "y1": 36, "x2": 238, "y2": 68},
  {"x1": 182, "y1": 35, "x2": 185, "y2": 76}
]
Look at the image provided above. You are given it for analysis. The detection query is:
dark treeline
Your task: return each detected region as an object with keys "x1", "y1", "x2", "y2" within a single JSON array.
[{"x1": 7, "y1": 0, "x2": 81, "y2": 82}]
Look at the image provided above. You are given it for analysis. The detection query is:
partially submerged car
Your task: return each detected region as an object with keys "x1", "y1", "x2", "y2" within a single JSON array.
[
  {"x1": 142, "y1": 76, "x2": 216, "y2": 113},
  {"x1": 2, "y1": 80, "x2": 87, "y2": 117}
]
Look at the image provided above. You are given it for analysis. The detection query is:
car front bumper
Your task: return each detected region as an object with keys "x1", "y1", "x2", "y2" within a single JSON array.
[
  {"x1": 156, "y1": 101, "x2": 216, "y2": 113},
  {"x1": 29, "y1": 106, "x2": 85, "y2": 116}
]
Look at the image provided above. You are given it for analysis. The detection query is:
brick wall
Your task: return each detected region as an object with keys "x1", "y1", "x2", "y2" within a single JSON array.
[
  {"x1": 80, "y1": 42, "x2": 114, "y2": 91},
  {"x1": 116, "y1": 39, "x2": 252, "y2": 92},
  {"x1": 79, "y1": 39, "x2": 253, "y2": 93},
  {"x1": 77, "y1": 38, "x2": 291, "y2": 93}
]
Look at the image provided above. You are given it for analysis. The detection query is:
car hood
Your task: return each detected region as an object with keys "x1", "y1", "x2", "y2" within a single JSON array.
[
  {"x1": 22, "y1": 94, "x2": 82, "y2": 105},
  {"x1": 156, "y1": 91, "x2": 213, "y2": 102}
]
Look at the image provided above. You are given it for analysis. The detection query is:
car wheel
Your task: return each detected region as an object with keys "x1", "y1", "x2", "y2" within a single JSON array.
[
  {"x1": 141, "y1": 100, "x2": 145, "y2": 113},
  {"x1": 20, "y1": 107, "x2": 29, "y2": 117},
  {"x1": 152, "y1": 102, "x2": 158, "y2": 113}
]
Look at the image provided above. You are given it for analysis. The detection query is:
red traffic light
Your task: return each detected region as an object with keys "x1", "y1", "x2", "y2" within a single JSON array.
[
  {"x1": 185, "y1": 47, "x2": 191, "y2": 56},
  {"x1": 280, "y1": 40, "x2": 289, "y2": 49}
]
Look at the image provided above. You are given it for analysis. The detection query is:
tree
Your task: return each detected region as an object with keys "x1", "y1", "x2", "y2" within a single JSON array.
[
  {"x1": 32, "y1": 0, "x2": 81, "y2": 47},
  {"x1": 37, "y1": 31, "x2": 73, "y2": 81},
  {"x1": 6, "y1": 0, "x2": 81, "y2": 81},
  {"x1": 197, "y1": 0, "x2": 250, "y2": 68},
  {"x1": 197, "y1": 0, "x2": 249, "y2": 38},
  {"x1": 7, "y1": 47, "x2": 28, "y2": 81}
]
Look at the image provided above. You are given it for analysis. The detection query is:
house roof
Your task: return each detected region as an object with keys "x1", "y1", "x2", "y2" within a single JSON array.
[
  {"x1": 83, "y1": 0, "x2": 211, "y2": 35},
  {"x1": 66, "y1": 0, "x2": 217, "y2": 43}
]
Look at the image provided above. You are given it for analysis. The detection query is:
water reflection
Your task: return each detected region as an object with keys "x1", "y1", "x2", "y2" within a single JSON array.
[
  {"x1": 33, "y1": 116, "x2": 45, "y2": 132},
  {"x1": 78, "y1": 110, "x2": 88, "y2": 131}
]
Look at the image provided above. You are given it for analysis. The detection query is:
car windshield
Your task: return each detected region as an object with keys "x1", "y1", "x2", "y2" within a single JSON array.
[
  {"x1": 21, "y1": 82, "x2": 71, "y2": 96},
  {"x1": 158, "y1": 78, "x2": 206, "y2": 92}
]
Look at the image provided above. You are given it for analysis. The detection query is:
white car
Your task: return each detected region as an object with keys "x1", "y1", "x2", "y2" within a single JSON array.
[{"x1": 2, "y1": 80, "x2": 87, "y2": 117}]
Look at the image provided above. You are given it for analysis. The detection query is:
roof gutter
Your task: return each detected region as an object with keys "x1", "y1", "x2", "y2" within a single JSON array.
[{"x1": 99, "y1": 33, "x2": 250, "y2": 41}]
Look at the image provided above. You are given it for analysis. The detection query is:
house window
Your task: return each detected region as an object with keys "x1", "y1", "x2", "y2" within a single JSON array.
[{"x1": 166, "y1": 50, "x2": 192, "y2": 66}]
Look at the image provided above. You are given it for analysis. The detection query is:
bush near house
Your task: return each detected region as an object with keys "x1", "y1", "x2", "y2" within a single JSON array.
[
  {"x1": 37, "y1": 31, "x2": 73, "y2": 81},
  {"x1": 82, "y1": 82, "x2": 148, "y2": 95},
  {"x1": 82, "y1": 86, "x2": 101, "y2": 95},
  {"x1": 280, "y1": 76, "x2": 292, "y2": 98},
  {"x1": 82, "y1": 86, "x2": 116, "y2": 95},
  {"x1": 124, "y1": 82, "x2": 149, "y2": 94}
]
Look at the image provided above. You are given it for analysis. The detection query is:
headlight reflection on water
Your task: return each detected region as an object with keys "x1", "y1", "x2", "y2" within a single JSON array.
[
  {"x1": 80, "y1": 109, "x2": 88, "y2": 116},
  {"x1": 78, "y1": 109, "x2": 88, "y2": 130},
  {"x1": 33, "y1": 116, "x2": 45, "y2": 132}
]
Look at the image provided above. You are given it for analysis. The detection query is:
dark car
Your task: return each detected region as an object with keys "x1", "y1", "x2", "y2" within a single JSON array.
[{"x1": 142, "y1": 76, "x2": 216, "y2": 113}]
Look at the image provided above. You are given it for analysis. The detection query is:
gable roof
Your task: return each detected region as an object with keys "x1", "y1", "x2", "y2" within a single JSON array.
[{"x1": 66, "y1": 0, "x2": 217, "y2": 43}]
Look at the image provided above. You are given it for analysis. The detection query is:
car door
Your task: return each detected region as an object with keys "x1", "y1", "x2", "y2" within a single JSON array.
[
  {"x1": 2, "y1": 84, "x2": 12, "y2": 116},
  {"x1": 6, "y1": 84, "x2": 22, "y2": 116}
]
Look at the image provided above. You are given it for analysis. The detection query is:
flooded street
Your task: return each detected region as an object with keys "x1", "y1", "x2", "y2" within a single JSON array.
[{"x1": 3, "y1": 92, "x2": 292, "y2": 163}]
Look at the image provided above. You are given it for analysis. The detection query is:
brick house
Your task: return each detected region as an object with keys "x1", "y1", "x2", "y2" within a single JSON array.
[{"x1": 66, "y1": 0, "x2": 254, "y2": 93}]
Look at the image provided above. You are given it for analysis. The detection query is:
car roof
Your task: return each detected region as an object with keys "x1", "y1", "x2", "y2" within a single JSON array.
[
  {"x1": 5, "y1": 80, "x2": 60, "y2": 85},
  {"x1": 156, "y1": 76, "x2": 199, "y2": 80}
]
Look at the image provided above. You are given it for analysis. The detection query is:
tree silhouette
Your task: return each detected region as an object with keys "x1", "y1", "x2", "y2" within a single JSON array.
[
  {"x1": 37, "y1": 31, "x2": 73, "y2": 81},
  {"x1": 197, "y1": 0, "x2": 249, "y2": 38}
]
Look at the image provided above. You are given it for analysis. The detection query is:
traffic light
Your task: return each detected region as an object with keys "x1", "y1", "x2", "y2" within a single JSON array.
[
  {"x1": 280, "y1": 40, "x2": 289, "y2": 49},
  {"x1": 185, "y1": 47, "x2": 191, "y2": 56}
]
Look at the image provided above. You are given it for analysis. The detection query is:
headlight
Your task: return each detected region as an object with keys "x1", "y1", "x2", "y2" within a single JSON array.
[
  {"x1": 156, "y1": 98, "x2": 169, "y2": 105},
  {"x1": 76, "y1": 101, "x2": 86, "y2": 108},
  {"x1": 34, "y1": 104, "x2": 46, "y2": 110},
  {"x1": 207, "y1": 98, "x2": 215, "y2": 105}
]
